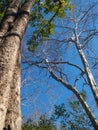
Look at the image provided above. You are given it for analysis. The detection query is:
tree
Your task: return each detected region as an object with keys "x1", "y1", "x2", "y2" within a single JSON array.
[
  {"x1": 22, "y1": 94, "x2": 94, "y2": 130},
  {"x1": 0, "y1": 1, "x2": 32, "y2": 129},
  {"x1": 51, "y1": 97, "x2": 94, "y2": 130},
  {"x1": 0, "y1": 0, "x2": 71, "y2": 129},
  {"x1": 24, "y1": 1, "x2": 98, "y2": 129},
  {"x1": 22, "y1": 115, "x2": 57, "y2": 130}
]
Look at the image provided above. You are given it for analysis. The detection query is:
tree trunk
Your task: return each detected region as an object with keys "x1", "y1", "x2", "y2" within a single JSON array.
[
  {"x1": 72, "y1": 88, "x2": 98, "y2": 130},
  {"x1": 4, "y1": 51, "x2": 22, "y2": 130},
  {"x1": 0, "y1": 0, "x2": 21, "y2": 39},
  {"x1": 0, "y1": 0, "x2": 33, "y2": 129},
  {"x1": 75, "y1": 42, "x2": 98, "y2": 106}
]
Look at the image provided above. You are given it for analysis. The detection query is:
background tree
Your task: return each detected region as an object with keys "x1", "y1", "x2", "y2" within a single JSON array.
[
  {"x1": 22, "y1": 115, "x2": 57, "y2": 130},
  {"x1": 22, "y1": 93, "x2": 94, "y2": 130},
  {"x1": 51, "y1": 94, "x2": 93, "y2": 130},
  {"x1": 23, "y1": 0, "x2": 98, "y2": 130}
]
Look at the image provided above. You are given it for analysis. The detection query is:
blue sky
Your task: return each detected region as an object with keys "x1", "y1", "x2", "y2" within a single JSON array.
[{"x1": 21, "y1": 0, "x2": 98, "y2": 122}]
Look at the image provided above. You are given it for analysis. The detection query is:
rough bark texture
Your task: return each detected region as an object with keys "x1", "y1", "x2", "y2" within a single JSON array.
[
  {"x1": 0, "y1": 0, "x2": 21, "y2": 40},
  {"x1": 0, "y1": 35, "x2": 20, "y2": 129},
  {"x1": 0, "y1": 0, "x2": 33, "y2": 129},
  {"x1": 4, "y1": 51, "x2": 22, "y2": 130}
]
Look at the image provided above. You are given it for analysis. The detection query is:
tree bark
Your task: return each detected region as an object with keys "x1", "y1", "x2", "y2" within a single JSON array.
[
  {"x1": 0, "y1": 0, "x2": 33, "y2": 129},
  {"x1": 4, "y1": 51, "x2": 22, "y2": 130},
  {"x1": 0, "y1": 33, "x2": 20, "y2": 130},
  {"x1": 75, "y1": 42, "x2": 98, "y2": 106},
  {"x1": 0, "y1": 0, "x2": 21, "y2": 39},
  {"x1": 72, "y1": 28, "x2": 98, "y2": 106}
]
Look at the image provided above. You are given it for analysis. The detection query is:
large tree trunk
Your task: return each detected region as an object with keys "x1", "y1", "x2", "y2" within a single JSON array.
[
  {"x1": 0, "y1": 0, "x2": 33, "y2": 129},
  {"x1": 4, "y1": 51, "x2": 22, "y2": 130},
  {"x1": 0, "y1": 30, "x2": 20, "y2": 130}
]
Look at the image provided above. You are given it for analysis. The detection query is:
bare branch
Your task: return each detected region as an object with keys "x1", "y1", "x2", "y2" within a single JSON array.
[
  {"x1": 45, "y1": 59, "x2": 98, "y2": 129},
  {"x1": 48, "y1": 61, "x2": 85, "y2": 73}
]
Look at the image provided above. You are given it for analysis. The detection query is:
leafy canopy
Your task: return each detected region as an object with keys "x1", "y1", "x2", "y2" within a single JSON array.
[
  {"x1": 0, "y1": 0, "x2": 72, "y2": 52},
  {"x1": 27, "y1": 0, "x2": 72, "y2": 51}
]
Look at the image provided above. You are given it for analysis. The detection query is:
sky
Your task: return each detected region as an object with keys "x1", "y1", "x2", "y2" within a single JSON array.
[{"x1": 21, "y1": 0, "x2": 98, "y2": 123}]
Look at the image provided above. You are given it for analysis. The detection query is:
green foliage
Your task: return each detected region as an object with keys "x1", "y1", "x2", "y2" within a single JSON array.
[
  {"x1": 27, "y1": 0, "x2": 72, "y2": 52},
  {"x1": 23, "y1": 98, "x2": 93, "y2": 130},
  {"x1": 43, "y1": 0, "x2": 72, "y2": 16},
  {"x1": 0, "y1": 0, "x2": 12, "y2": 21},
  {"x1": 37, "y1": 114, "x2": 56, "y2": 130},
  {"x1": 52, "y1": 103, "x2": 67, "y2": 118},
  {"x1": 51, "y1": 100, "x2": 93, "y2": 130},
  {"x1": 80, "y1": 90, "x2": 87, "y2": 100},
  {"x1": 22, "y1": 114, "x2": 57, "y2": 130},
  {"x1": 0, "y1": 0, "x2": 72, "y2": 52},
  {"x1": 0, "y1": 0, "x2": 25, "y2": 22}
]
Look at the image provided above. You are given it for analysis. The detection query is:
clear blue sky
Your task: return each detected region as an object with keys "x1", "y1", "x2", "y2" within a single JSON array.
[{"x1": 21, "y1": 0, "x2": 98, "y2": 121}]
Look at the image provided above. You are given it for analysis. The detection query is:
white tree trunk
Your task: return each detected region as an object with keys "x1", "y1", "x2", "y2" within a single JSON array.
[{"x1": 75, "y1": 42, "x2": 98, "y2": 106}]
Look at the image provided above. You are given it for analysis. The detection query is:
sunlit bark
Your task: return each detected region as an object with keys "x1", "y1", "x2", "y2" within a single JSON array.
[
  {"x1": 4, "y1": 52, "x2": 21, "y2": 130},
  {"x1": 0, "y1": 0, "x2": 33, "y2": 129}
]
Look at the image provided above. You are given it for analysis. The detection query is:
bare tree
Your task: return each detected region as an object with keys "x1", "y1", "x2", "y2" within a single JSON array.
[{"x1": 25, "y1": 1, "x2": 98, "y2": 129}]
